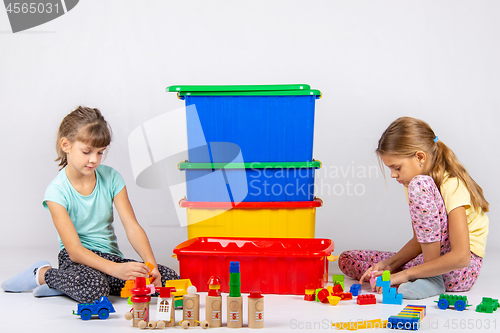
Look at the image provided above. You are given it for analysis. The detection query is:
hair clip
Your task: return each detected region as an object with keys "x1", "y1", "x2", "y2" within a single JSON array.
[{"x1": 434, "y1": 136, "x2": 439, "y2": 143}]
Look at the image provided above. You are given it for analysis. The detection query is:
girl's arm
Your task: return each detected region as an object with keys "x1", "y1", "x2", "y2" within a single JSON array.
[
  {"x1": 113, "y1": 186, "x2": 162, "y2": 287},
  {"x1": 390, "y1": 206, "x2": 471, "y2": 286},
  {"x1": 46, "y1": 201, "x2": 150, "y2": 280}
]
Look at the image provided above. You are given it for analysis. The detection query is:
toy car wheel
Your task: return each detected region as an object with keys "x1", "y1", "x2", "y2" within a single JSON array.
[
  {"x1": 98, "y1": 308, "x2": 110, "y2": 319},
  {"x1": 156, "y1": 320, "x2": 166, "y2": 329},
  {"x1": 200, "y1": 320, "x2": 209, "y2": 329},
  {"x1": 455, "y1": 300, "x2": 466, "y2": 311},
  {"x1": 181, "y1": 320, "x2": 191, "y2": 329},
  {"x1": 80, "y1": 309, "x2": 92, "y2": 320},
  {"x1": 437, "y1": 299, "x2": 449, "y2": 310}
]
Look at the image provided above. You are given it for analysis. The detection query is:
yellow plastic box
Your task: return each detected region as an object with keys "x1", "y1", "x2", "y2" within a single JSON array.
[{"x1": 179, "y1": 198, "x2": 322, "y2": 239}]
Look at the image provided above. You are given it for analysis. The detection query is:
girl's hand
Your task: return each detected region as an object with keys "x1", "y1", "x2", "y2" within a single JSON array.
[
  {"x1": 150, "y1": 267, "x2": 162, "y2": 288},
  {"x1": 388, "y1": 271, "x2": 409, "y2": 287},
  {"x1": 112, "y1": 262, "x2": 150, "y2": 281},
  {"x1": 359, "y1": 261, "x2": 391, "y2": 285}
]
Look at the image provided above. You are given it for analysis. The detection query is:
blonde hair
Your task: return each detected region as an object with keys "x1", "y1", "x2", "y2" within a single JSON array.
[
  {"x1": 55, "y1": 106, "x2": 112, "y2": 170},
  {"x1": 376, "y1": 117, "x2": 489, "y2": 212}
]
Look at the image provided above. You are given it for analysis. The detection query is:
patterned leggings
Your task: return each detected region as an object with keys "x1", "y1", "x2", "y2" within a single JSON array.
[
  {"x1": 338, "y1": 250, "x2": 482, "y2": 292},
  {"x1": 45, "y1": 249, "x2": 179, "y2": 303}
]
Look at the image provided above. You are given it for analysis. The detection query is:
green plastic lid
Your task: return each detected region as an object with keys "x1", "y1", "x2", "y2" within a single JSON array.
[
  {"x1": 166, "y1": 84, "x2": 321, "y2": 97},
  {"x1": 178, "y1": 160, "x2": 322, "y2": 170}
]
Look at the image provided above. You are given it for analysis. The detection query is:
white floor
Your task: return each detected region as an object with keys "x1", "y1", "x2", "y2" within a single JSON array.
[{"x1": 1, "y1": 247, "x2": 499, "y2": 333}]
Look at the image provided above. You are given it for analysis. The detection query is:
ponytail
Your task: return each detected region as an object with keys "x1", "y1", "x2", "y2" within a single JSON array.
[{"x1": 430, "y1": 140, "x2": 489, "y2": 212}]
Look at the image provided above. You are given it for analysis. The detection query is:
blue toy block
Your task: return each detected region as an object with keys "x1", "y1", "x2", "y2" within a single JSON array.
[
  {"x1": 349, "y1": 284, "x2": 362, "y2": 297},
  {"x1": 377, "y1": 277, "x2": 403, "y2": 305},
  {"x1": 376, "y1": 276, "x2": 391, "y2": 290},
  {"x1": 384, "y1": 293, "x2": 404, "y2": 305},
  {"x1": 388, "y1": 316, "x2": 420, "y2": 330}
]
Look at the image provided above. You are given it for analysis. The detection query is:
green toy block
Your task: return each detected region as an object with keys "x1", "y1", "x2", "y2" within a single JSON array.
[
  {"x1": 315, "y1": 288, "x2": 323, "y2": 302},
  {"x1": 332, "y1": 274, "x2": 345, "y2": 290},
  {"x1": 476, "y1": 297, "x2": 499, "y2": 313},
  {"x1": 382, "y1": 270, "x2": 391, "y2": 282}
]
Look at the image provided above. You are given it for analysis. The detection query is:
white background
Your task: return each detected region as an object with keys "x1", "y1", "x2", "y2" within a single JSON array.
[{"x1": 0, "y1": 0, "x2": 498, "y2": 271}]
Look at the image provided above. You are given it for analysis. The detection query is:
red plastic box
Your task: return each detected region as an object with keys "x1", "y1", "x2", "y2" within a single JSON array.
[{"x1": 173, "y1": 237, "x2": 334, "y2": 295}]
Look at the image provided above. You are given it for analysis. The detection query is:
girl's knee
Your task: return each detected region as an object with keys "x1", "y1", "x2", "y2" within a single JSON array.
[
  {"x1": 158, "y1": 265, "x2": 180, "y2": 283},
  {"x1": 338, "y1": 251, "x2": 354, "y2": 266}
]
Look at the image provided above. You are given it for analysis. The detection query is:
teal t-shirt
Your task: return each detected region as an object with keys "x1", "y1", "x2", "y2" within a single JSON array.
[{"x1": 43, "y1": 165, "x2": 126, "y2": 257}]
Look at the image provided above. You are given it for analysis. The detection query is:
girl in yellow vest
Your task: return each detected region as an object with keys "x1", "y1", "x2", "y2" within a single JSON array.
[{"x1": 340, "y1": 117, "x2": 488, "y2": 299}]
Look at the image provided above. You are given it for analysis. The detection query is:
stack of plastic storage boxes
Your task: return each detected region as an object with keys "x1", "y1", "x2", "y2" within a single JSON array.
[{"x1": 168, "y1": 84, "x2": 333, "y2": 295}]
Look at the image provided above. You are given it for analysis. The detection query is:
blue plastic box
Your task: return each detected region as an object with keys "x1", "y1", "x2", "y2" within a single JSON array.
[
  {"x1": 179, "y1": 160, "x2": 321, "y2": 202},
  {"x1": 167, "y1": 84, "x2": 321, "y2": 163}
]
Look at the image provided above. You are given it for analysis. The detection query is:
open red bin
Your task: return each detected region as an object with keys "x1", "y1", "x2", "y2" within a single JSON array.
[{"x1": 173, "y1": 237, "x2": 334, "y2": 295}]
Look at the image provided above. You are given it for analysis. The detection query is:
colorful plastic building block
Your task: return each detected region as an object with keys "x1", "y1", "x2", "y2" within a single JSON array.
[
  {"x1": 164, "y1": 279, "x2": 193, "y2": 308},
  {"x1": 350, "y1": 283, "x2": 362, "y2": 296},
  {"x1": 304, "y1": 284, "x2": 316, "y2": 301},
  {"x1": 333, "y1": 292, "x2": 353, "y2": 301},
  {"x1": 387, "y1": 305, "x2": 426, "y2": 330},
  {"x1": 145, "y1": 262, "x2": 155, "y2": 273},
  {"x1": 475, "y1": 297, "x2": 499, "y2": 313},
  {"x1": 227, "y1": 261, "x2": 243, "y2": 328},
  {"x1": 316, "y1": 288, "x2": 330, "y2": 303},
  {"x1": 318, "y1": 285, "x2": 353, "y2": 304},
  {"x1": 327, "y1": 296, "x2": 341, "y2": 306},
  {"x1": 248, "y1": 291, "x2": 264, "y2": 329},
  {"x1": 73, "y1": 296, "x2": 115, "y2": 320},
  {"x1": 121, "y1": 277, "x2": 155, "y2": 298},
  {"x1": 357, "y1": 294, "x2": 377, "y2": 305},
  {"x1": 376, "y1": 271, "x2": 403, "y2": 305},
  {"x1": 328, "y1": 284, "x2": 344, "y2": 294},
  {"x1": 332, "y1": 274, "x2": 345, "y2": 290},
  {"x1": 435, "y1": 294, "x2": 472, "y2": 311},
  {"x1": 121, "y1": 280, "x2": 136, "y2": 298}
]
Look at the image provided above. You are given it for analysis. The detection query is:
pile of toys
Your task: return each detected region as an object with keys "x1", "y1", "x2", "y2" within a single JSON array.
[
  {"x1": 306, "y1": 270, "x2": 402, "y2": 307},
  {"x1": 122, "y1": 261, "x2": 263, "y2": 329},
  {"x1": 436, "y1": 294, "x2": 499, "y2": 314}
]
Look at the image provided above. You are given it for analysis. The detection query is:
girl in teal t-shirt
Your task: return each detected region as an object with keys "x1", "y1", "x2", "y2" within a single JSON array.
[{"x1": 2, "y1": 106, "x2": 179, "y2": 302}]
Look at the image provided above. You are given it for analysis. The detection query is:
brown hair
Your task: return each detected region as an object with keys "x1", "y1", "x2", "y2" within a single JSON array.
[
  {"x1": 376, "y1": 117, "x2": 489, "y2": 212},
  {"x1": 55, "y1": 106, "x2": 112, "y2": 170}
]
